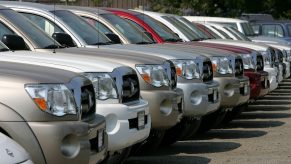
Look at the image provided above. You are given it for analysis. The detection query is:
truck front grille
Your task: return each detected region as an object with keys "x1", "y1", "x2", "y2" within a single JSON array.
[
  {"x1": 121, "y1": 74, "x2": 140, "y2": 103},
  {"x1": 80, "y1": 84, "x2": 96, "y2": 120},
  {"x1": 202, "y1": 61, "x2": 213, "y2": 82},
  {"x1": 235, "y1": 58, "x2": 244, "y2": 77}
]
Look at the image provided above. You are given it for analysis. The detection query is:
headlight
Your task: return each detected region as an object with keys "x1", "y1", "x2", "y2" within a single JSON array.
[
  {"x1": 212, "y1": 57, "x2": 233, "y2": 75},
  {"x1": 171, "y1": 60, "x2": 200, "y2": 80},
  {"x1": 241, "y1": 54, "x2": 256, "y2": 69},
  {"x1": 260, "y1": 51, "x2": 272, "y2": 66},
  {"x1": 136, "y1": 64, "x2": 169, "y2": 87},
  {"x1": 84, "y1": 73, "x2": 118, "y2": 100},
  {"x1": 288, "y1": 50, "x2": 291, "y2": 61},
  {"x1": 25, "y1": 84, "x2": 77, "y2": 116}
]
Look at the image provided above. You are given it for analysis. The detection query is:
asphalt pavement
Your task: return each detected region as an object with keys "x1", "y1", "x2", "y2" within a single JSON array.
[{"x1": 125, "y1": 78, "x2": 291, "y2": 164}]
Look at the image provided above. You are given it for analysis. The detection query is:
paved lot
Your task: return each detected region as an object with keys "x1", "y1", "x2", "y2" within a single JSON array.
[{"x1": 126, "y1": 79, "x2": 291, "y2": 164}]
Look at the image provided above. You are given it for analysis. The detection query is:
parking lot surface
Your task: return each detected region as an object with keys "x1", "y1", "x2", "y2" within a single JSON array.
[{"x1": 125, "y1": 79, "x2": 291, "y2": 164}]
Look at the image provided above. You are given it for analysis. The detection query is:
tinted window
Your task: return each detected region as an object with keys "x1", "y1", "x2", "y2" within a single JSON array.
[
  {"x1": 1, "y1": 9, "x2": 60, "y2": 49},
  {"x1": 287, "y1": 24, "x2": 291, "y2": 37},
  {"x1": 83, "y1": 17, "x2": 113, "y2": 34},
  {"x1": 52, "y1": 10, "x2": 111, "y2": 45},
  {"x1": 252, "y1": 24, "x2": 260, "y2": 35},
  {"x1": 101, "y1": 13, "x2": 153, "y2": 44},
  {"x1": 241, "y1": 22, "x2": 255, "y2": 36},
  {"x1": 262, "y1": 24, "x2": 284, "y2": 37},
  {"x1": 22, "y1": 13, "x2": 64, "y2": 36},
  {"x1": 0, "y1": 22, "x2": 14, "y2": 39},
  {"x1": 178, "y1": 17, "x2": 209, "y2": 39},
  {"x1": 135, "y1": 14, "x2": 180, "y2": 41}
]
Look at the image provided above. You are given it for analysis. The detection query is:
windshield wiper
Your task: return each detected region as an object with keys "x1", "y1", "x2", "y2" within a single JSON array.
[
  {"x1": 91, "y1": 42, "x2": 112, "y2": 45},
  {"x1": 135, "y1": 41, "x2": 153, "y2": 45},
  {"x1": 191, "y1": 38, "x2": 204, "y2": 41},
  {"x1": 0, "y1": 48, "x2": 10, "y2": 52},
  {"x1": 43, "y1": 44, "x2": 65, "y2": 49},
  {"x1": 164, "y1": 38, "x2": 183, "y2": 42}
]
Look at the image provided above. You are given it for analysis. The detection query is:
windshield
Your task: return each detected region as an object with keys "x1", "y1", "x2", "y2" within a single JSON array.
[
  {"x1": 241, "y1": 22, "x2": 256, "y2": 36},
  {"x1": 1, "y1": 9, "x2": 60, "y2": 49},
  {"x1": 228, "y1": 27, "x2": 251, "y2": 41},
  {"x1": 101, "y1": 13, "x2": 153, "y2": 44},
  {"x1": 211, "y1": 26, "x2": 233, "y2": 39},
  {"x1": 196, "y1": 24, "x2": 222, "y2": 39},
  {"x1": 162, "y1": 16, "x2": 201, "y2": 41},
  {"x1": 178, "y1": 17, "x2": 210, "y2": 39},
  {"x1": 135, "y1": 14, "x2": 181, "y2": 41},
  {"x1": 223, "y1": 27, "x2": 243, "y2": 40},
  {"x1": 52, "y1": 10, "x2": 111, "y2": 45}
]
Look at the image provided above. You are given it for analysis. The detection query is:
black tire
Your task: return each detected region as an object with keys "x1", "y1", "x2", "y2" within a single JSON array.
[
  {"x1": 221, "y1": 103, "x2": 248, "y2": 125},
  {"x1": 102, "y1": 147, "x2": 132, "y2": 164},
  {"x1": 180, "y1": 118, "x2": 201, "y2": 140},
  {"x1": 196, "y1": 108, "x2": 227, "y2": 133},
  {"x1": 161, "y1": 117, "x2": 201, "y2": 146},
  {"x1": 130, "y1": 130, "x2": 165, "y2": 156}
]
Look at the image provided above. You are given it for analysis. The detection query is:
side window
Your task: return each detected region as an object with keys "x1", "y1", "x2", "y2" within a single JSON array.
[
  {"x1": 0, "y1": 22, "x2": 15, "y2": 39},
  {"x1": 125, "y1": 19, "x2": 146, "y2": 32},
  {"x1": 262, "y1": 24, "x2": 284, "y2": 37},
  {"x1": 252, "y1": 24, "x2": 260, "y2": 35},
  {"x1": 82, "y1": 17, "x2": 113, "y2": 34},
  {"x1": 21, "y1": 13, "x2": 64, "y2": 36}
]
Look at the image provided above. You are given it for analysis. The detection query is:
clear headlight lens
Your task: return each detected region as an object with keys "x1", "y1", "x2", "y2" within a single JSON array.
[
  {"x1": 241, "y1": 54, "x2": 256, "y2": 69},
  {"x1": 260, "y1": 51, "x2": 271, "y2": 66},
  {"x1": 84, "y1": 73, "x2": 118, "y2": 100},
  {"x1": 25, "y1": 84, "x2": 77, "y2": 116},
  {"x1": 212, "y1": 57, "x2": 233, "y2": 75},
  {"x1": 136, "y1": 64, "x2": 169, "y2": 87},
  {"x1": 171, "y1": 60, "x2": 200, "y2": 80}
]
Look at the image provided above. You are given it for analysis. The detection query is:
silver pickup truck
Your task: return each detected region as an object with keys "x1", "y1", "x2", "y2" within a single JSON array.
[{"x1": 0, "y1": 60, "x2": 107, "y2": 164}]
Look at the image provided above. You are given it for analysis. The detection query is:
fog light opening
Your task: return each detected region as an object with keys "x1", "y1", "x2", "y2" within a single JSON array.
[
  {"x1": 190, "y1": 91, "x2": 202, "y2": 105},
  {"x1": 61, "y1": 134, "x2": 80, "y2": 158},
  {"x1": 160, "y1": 99, "x2": 172, "y2": 116},
  {"x1": 224, "y1": 84, "x2": 235, "y2": 97}
]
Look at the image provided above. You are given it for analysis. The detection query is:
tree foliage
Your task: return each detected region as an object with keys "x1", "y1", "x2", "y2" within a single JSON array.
[{"x1": 148, "y1": 0, "x2": 291, "y2": 19}]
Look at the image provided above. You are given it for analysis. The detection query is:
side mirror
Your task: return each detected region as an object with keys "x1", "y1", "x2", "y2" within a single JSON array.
[
  {"x1": 52, "y1": 32, "x2": 75, "y2": 47},
  {"x1": 105, "y1": 33, "x2": 121, "y2": 44},
  {"x1": 144, "y1": 31, "x2": 154, "y2": 41},
  {"x1": 2, "y1": 34, "x2": 28, "y2": 50},
  {"x1": 174, "y1": 33, "x2": 180, "y2": 38}
]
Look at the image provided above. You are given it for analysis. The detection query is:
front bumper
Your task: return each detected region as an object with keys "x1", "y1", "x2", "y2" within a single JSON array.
[
  {"x1": 177, "y1": 80, "x2": 220, "y2": 117},
  {"x1": 236, "y1": 76, "x2": 250, "y2": 105},
  {"x1": 97, "y1": 99, "x2": 150, "y2": 152},
  {"x1": 283, "y1": 61, "x2": 291, "y2": 78},
  {"x1": 245, "y1": 70, "x2": 269, "y2": 99},
  {"x1": 264, "y1": 67, "x2": 278, "y2": 92},
  {"x1": 214, "y1": 76, "x2": 248, "y2": 108},
  {"x1": 141, "y1": 88, "x2": 183, "y2": 129},
  {"x1": 28, "y1": 115, "x2": 107, "y2": 164}
]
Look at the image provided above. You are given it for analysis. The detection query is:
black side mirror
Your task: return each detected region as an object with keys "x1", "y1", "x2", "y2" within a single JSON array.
[
  {"x1": 144, "y1": 31, "x2": 154, "y2": 41},
  {"x1": 52, "y1": 32, "x2": 75, "y2": 47},
  {"x1": 2, "y1": 34, "x2": 28, "y2": 50},
  {"x1": 105, "y1": 33, "x2": 121, "y2": 44}
]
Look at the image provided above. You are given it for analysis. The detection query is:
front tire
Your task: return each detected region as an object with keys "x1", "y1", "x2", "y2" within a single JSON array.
[{"x1": 197, "y1": 108, "x2": 227, "y2": 133}]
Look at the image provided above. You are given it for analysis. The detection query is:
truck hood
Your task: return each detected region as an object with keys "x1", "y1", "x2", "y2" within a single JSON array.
[
  {"x1": 202, "y1": 39, "x2": 269, "y2": 51},
  {"x1": 0, "y1": 50, "x2": 123, "y2": 73}
]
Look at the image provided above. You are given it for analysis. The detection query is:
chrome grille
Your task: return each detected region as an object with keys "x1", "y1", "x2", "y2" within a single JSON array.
[
  {"x1": 256, "y1": 54, "x2": 264, "y2": 71},
  {"x1": 235, "y1": 58, "x2": 244, "y2": 77},
  {"x1": 121, "y1": 74, "x2": 140, "y2": 103},
  {"x1": 80, "y1": 84, "x2": 96, "y2": 120},
  {"x1": 202, "y1": 61, "x2": 213, "y2": 82}
]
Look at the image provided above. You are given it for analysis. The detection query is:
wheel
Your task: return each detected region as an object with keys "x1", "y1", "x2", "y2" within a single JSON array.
[
  {"x1": 196, "y1": 108, "x2": 227, "y2": 133},
  {"x1": 221, "y1": 103, "x2": 248, "y2": 125},
  {"x1": 161, "y1": 117, "x2": 201, "y2": 146},
  {"x1": 102, "y1": 147, "x2": 132, "y2": 164},
  {"x1": 130, "y1": 130, "x2": 165, "y2": 156}
]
